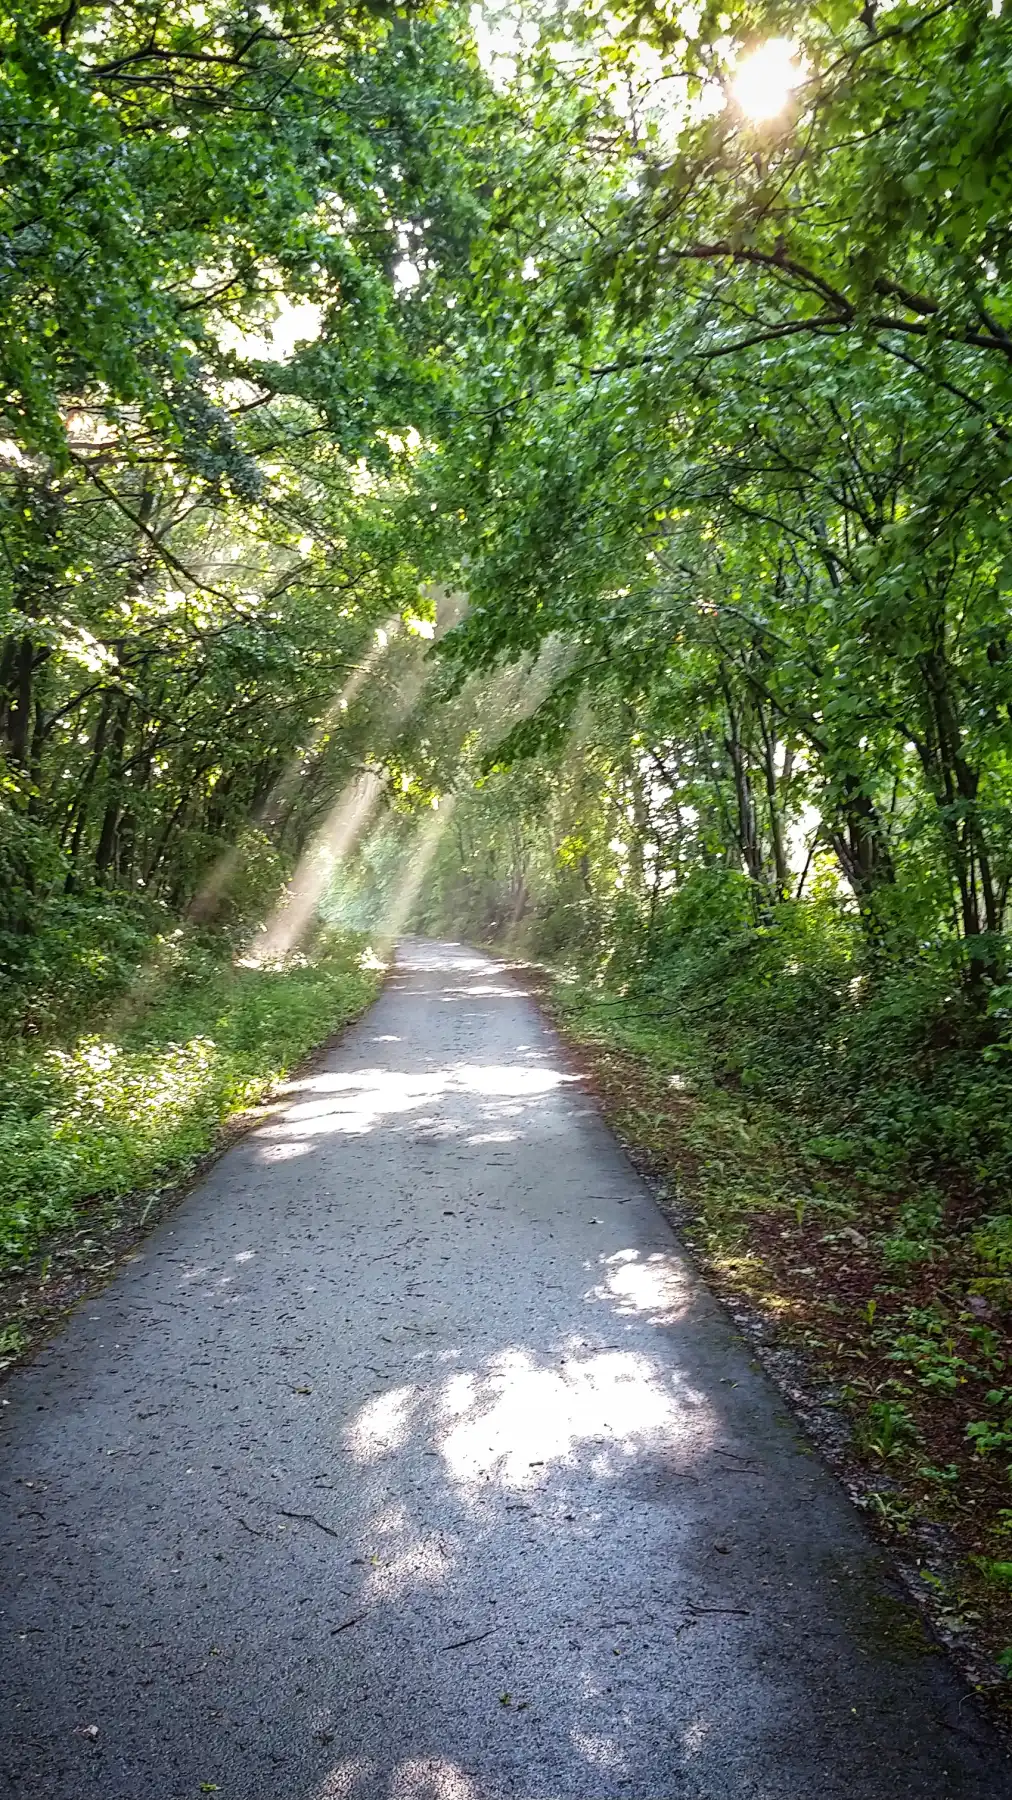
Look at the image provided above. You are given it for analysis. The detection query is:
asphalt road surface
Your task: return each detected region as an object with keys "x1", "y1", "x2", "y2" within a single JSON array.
[{"x1": 3, "y1": 940, "x2": 1011, "y2": 1800}]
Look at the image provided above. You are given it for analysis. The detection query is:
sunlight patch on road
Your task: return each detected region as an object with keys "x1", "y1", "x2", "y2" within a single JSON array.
[
  {"x1": 390, "y1": 1762, "x2": 481, "y2": 1800},
  {"x1": 455, "y1": 1063, "x2": 571, "y2": 1096},
  {"x1": 394, "y1": 943, "x2": 489, "y2": 974},
  {"x1": 437, "y1": 982, "x2": 524, "y2": 999},
  {"x1": 345, "y1": 1333, "x2": 710, "y2": 1500},
  {"x1": 682, "y1": 1715, "x2": 713, "y2": 1753},
  {"x1": 589, "y1": 1247, "x2": 692, "y2": 1325},
  {"x1": 438, "y1": 1346, "x2": 696, "y2": 1489},
  {"x1": 316, "y1": 1759, "x2": 375, "y2": 1798},
  {"x1": 255, "y1": 1058, "x2": 576, "y2": 1151},
  {"x1": 315, "y1": 1759, "x2": 481, "y2": 1800},
  {"x1": 350, "y1": 1385, "x2": 421, "y2": 1461},
  {"x1": 570, "y1": 1729, "x2": 628, "y2": 1776},
  {"x1": 259, "y1": 1139, "x2": 313, "y2": 1161}
]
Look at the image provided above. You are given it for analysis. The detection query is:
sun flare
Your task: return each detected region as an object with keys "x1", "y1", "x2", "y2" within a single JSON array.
[{"x1": 730, "y1": 38, "x2": 805, "y2": 122}]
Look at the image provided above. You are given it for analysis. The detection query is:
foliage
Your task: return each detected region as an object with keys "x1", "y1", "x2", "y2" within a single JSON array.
[
  {"x1": 515, "y1": 933, "x2": 1012, "y2": 1692},
  {"x1": 0, "y1": 925, "x2": 379, "y2": 1271},
  {"x1": 0, "y1": 0, "x2": 488, "y2": 456},
  {"x1": 7, "y1": 0, "x2": 1012, "y2": 1027},
  {"x1": 0, "y1": 0, "x2": 493, "y2": 985},
  {"x1": 413, "y1": 726, "x2": 1012, "y2": 1210},
  {"x1": 1, "y1": 0, "x2": 1012, "y2": 1694},
  {"x1": 407, "y1": 0, "x2": 1012, "y2": 999}
]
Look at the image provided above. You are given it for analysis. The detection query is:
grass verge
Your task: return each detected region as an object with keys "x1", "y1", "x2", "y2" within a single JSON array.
[
  {"x1": 0, "y1": 927, "x2": 382, "y2": 1370},
  {"x1": 530, "y1": 961, "x2": 1012, "y2": 1726}
]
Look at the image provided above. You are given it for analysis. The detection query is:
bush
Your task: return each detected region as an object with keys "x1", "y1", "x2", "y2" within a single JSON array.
[
  {"x1": 0, "y1": 890, "x2": 159, "y2": 1039},
  {"x1": 538, "y1": 873, "x2": 1012, "y2": 1212}
]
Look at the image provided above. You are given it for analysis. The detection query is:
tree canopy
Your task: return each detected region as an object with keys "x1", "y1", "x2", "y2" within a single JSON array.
[{"x1": 2, "y1": 0, "x2": 1011, "y2": 1001}]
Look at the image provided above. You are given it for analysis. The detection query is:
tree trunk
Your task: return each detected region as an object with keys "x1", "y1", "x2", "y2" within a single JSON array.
[
  {"x1": 757, "y1": 704, "x2": 791, "y2": 900},
  {"x1": 94, "y1": 694, "x2": 131, "y2": 882},
  {"x1": 916, "y1": 645, "x2": 1001, "y2": 988},
  {"x1": 721, "y1": 685, "x2": 765, "y2": 897}
]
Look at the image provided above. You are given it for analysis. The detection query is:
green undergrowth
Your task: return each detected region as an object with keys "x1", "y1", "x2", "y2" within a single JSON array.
[
  {"x1": 530, "y1": 889, "x2": 1012, "y2": 1696},
  {"x1": 544, "y1": 964, "x2": 805, "y2": 1261},
  {"x1": 0, "y1": 927, "x2": 381, "y2": 1274},
  {"x1": 521, "y1": 870, "x2": 1012, "y2": 1219}
]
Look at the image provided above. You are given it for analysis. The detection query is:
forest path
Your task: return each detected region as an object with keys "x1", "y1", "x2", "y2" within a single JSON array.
[{"x1": 2, "y1": 940, "x2": 1009, "y2": 1800}]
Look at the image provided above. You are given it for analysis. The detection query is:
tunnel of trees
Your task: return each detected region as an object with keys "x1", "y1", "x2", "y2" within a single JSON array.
[
  {"x1": 3, "y1": 0, "x2": 1012, "y2": 1693},
  {"x1": 3, "y1": 0, "x2": 1011, "y2": 995}
]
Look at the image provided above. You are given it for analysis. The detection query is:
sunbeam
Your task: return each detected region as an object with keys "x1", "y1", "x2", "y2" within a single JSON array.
[
  {"x1": 255, "y1": 621, "x2": 400, "y2": 839},
  {"x1": 370, "y1": 799, "x2": 457, "y2": 947},
  {"x1": 187, "y1": 621, "x2": 399, "y2": 935},
  {"x1": 245, "y1": 624, "x2": 434, "y2": 962},
  {"x1": 248, "y1": 768, "x2": 386, "y2": 964}
]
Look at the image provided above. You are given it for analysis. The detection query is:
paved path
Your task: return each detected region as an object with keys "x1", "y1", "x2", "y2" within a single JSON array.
[{"x1": 2, "y1": 941, "x2": 1010, "y2": 1800}]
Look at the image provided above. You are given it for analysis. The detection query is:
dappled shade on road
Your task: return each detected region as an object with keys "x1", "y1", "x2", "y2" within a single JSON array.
[{"x1": 1, "y1": 943, "x2": 1008, "y2": 1800}]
